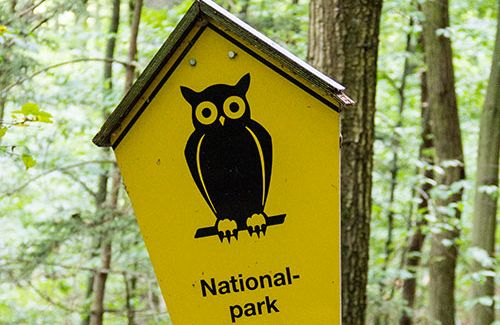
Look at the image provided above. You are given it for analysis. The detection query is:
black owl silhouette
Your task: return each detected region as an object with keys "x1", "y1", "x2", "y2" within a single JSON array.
[{"x1": 181, "y1": 73, "x2": 285, "y2": 242}]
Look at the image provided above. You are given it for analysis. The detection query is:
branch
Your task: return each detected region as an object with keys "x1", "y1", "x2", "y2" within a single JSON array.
[
  {"x1": 3, "y1": 160, "x2": 116, "y2": 196},
  {"x1": 61, "y1": 170, "x2": 98, "y2": 200},
  {"x1": 5, "y1": 0, "x2": 48, "y2": 25},
  {"x1": 28, "y1": 13, "x2": 51, "y2": 34},
  {"x1": 1, "y1": 58, "x2": 139, "y2": 95},
  {"x1": 382, "y1": 72, "x2": 400, "y2": 92},
  {"x1": 27, "y1": 280, "x2": 82, "y2": 313}
]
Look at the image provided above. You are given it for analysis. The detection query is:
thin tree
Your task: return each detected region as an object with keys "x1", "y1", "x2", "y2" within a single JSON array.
[
  {"x1": 422, "y1": 0, "x2": 465, "y2": 324},
  {"x1": 308, "y1": 0, "x2": 383, "y2": 323},
  {"x1": 123, "y1": 0, "x2": 143, "y2": 323},
  {"x1": 379, "y1": 14, "x2": 416, "y2": 293},
  {"x1": 124, "y1": 0, "x2": 142, "y2": 91},
  {"x1": 399, "y1": 21, "x2": 435, "y2": 324},
  {"x1": 471, "y1": 1, "x2": 500, "y2": 323},
  {"x1": 400, "y1": 70, "x2": 433, "y2": 325},
  {"x1": 89, "y1": 0, "x2": 121, "y2": 324}
]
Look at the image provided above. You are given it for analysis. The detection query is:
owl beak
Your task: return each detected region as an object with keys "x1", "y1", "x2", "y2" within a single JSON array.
[{"x1": 219, "y1": 116, "x2": 225, "y2": 126}]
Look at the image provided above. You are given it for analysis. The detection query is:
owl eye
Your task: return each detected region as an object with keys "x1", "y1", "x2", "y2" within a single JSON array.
[
  {"x1": 195, "y1": 101, "x2": 218, "y2": 125},
  {"x1": 223, "y1": 96, "x2": 246, "y2": 119}
]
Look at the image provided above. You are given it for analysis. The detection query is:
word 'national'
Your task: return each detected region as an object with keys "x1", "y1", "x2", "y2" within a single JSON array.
[{"x1": 200, "y1": 266, "x2": 300, "y2": 297}]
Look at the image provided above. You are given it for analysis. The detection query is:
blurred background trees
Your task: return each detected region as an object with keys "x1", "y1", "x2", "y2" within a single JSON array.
[{"x1": 0, "y1": 0, "x2": 498, "y2": 324}]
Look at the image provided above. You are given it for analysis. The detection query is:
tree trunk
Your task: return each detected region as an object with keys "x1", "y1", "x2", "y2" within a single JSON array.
[
  {"x1": 90, "y1": 168, "x2": 121, "y2": 325},
  {"x1": 125, "y1": 0, "x2": 142, "y2": 91},
  {"x1": 103, "y1": 0, "x2": 121, "y2": 93},
  {"x1": 381, "y1": 16, "x2": 415, "y2": 285},
  {"x1": 308, "y1": 1, "x2": 383, "y2": 323},
  {"x1": 471, "y1": 3, "x2": 500, "y2": 324},
  {"x1": 400, "y1": 69, "x2": 433, "y2": 325},
  {"x1": 122, "y1": 1, "x2": 143, "y2": 323},
  {"x1": 422, "y1": 0, "x2": 465, "y2": 324},
  {"x1": 375, "y1": 19, "x2": 415, "y2": 325},
  {"x1": 89, "y1": 1, "x2": 121, "y2": 324},
  {"x1": 90, "y1": 242, "x2": 112, "y2": 325},
  {"x1": 123, "y1": 273, "x2": 135, "y2": 325},
  {"x1": 81, "y1": 177, "x2": 107, "y2": 325},
  {"x1": 0, "y1": 96, "x2": 5, "y2": 127}
]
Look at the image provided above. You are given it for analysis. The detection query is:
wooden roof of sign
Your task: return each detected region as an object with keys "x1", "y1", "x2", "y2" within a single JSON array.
[{"x1": 93, "y1": 0, "x2": 354, "y2": 147}]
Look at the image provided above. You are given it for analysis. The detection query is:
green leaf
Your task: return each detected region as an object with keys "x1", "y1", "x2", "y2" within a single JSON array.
[
  {"x1": 21, "y1": 154, "x2": 36, "y2": 170},
  {"x1": 21, "y1": 102, "x2": 40, "y2": 115},
  {"x1": 13, "y1": 102, "x2": 53, "y2": 124},
  {"x1": 0, "y1": 126, "x2": 7, "y2": 138}
]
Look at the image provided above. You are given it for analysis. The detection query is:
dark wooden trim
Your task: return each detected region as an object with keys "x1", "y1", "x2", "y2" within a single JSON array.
[
  {"x1": 208, "y1": 24, "x2": 342, "y2": 113},
  {"x1": 199, "y1": 0, "x2": 353, "y2": 101},
  {"x1": 93, "y1": 0, "x2": 354, "y2": 148},
  {"x1": 110, "y1": 23, "x2": 341, "y2": 149}
]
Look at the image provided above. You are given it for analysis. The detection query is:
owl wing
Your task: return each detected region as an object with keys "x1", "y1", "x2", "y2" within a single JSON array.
[
  {"x1": 185, "y1": 130, "x2": 218, "y2": 216},
  {"x1": 246, "y1": 119, "x2": 273, "y2": 207}
]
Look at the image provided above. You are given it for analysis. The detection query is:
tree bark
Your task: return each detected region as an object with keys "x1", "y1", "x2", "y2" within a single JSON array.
[
  {"x1": 124, "y1": 273, "x2": 135, "y2": 325},
  {"x1": 422, "y1": 0, "x2": 465, "y2": 324},
  {"x1": 89, "y1": 1, "x2": 121, "y2": 324},
  {"x1": 124, "y1": 0, "x2": 142, "y2": 91},
  {"x1": 81, "y1": 176, "x2": 107, "y2": 325},
  {"x1": 471, "y1": 2, "x2": 500, "y2": 324},
  {"x1": 90, "y1": 168, "x2": 121, "y2": 325},
  {"x1": 103, "y1": 0, "x2": 121, "y2": 93},
  {"x1": 122, "y1": 1, "x2": 143, "y2": 323},
  {"x1": 90, "y1": 241, "x2": 112, "y2": 325},
  {"x1": 0, "y1": 97, "x2": 5, "y2": 127},
  {"x1": 308, "y1": 1, "x2": 383, "y2": 323},
  {"x1": 400, "y1": 68, "x2": 433, "y2": 325}
]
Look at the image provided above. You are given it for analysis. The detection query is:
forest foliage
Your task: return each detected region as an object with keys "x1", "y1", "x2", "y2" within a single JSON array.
[{"x1": 0, "y1": 0, "x2": 498, "y2": 324}]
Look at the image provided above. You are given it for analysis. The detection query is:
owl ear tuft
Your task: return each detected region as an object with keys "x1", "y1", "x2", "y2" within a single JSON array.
[
  {"x1": 236, "y1": 73, "x2": 251, "y2": 94},
  {"x1": 180, "y1": 86, "x2": 198, "y2": 104}
]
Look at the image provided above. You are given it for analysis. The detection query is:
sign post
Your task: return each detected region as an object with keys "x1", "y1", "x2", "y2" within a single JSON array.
[{"x1": 94, "y1": 1, "x2": 354, "y2": 323}]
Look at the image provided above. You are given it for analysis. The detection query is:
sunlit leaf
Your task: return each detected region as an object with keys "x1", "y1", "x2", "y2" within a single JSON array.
[
  {"x1": 21, "y1": 154, "x2": 36, "y2": 170},
  {"x1": 21, "y1": 102, "x2": 40, "y2": 115},
  {"x1": 12, "y1": 102, "x2": 53, "y2": 124}
]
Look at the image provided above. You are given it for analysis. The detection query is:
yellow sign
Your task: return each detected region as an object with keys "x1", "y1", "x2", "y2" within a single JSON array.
[{"x1": 94, "y1": 1, "x2": 353, "y2": 323}]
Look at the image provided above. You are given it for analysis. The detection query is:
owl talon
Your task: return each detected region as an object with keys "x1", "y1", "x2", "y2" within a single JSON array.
[
  {"x1": 246, "y1": 213, "x2": 267, "y2": 237},
  {"x1": 217, "y1": 219, "x2": 238, "y2": 243}
]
